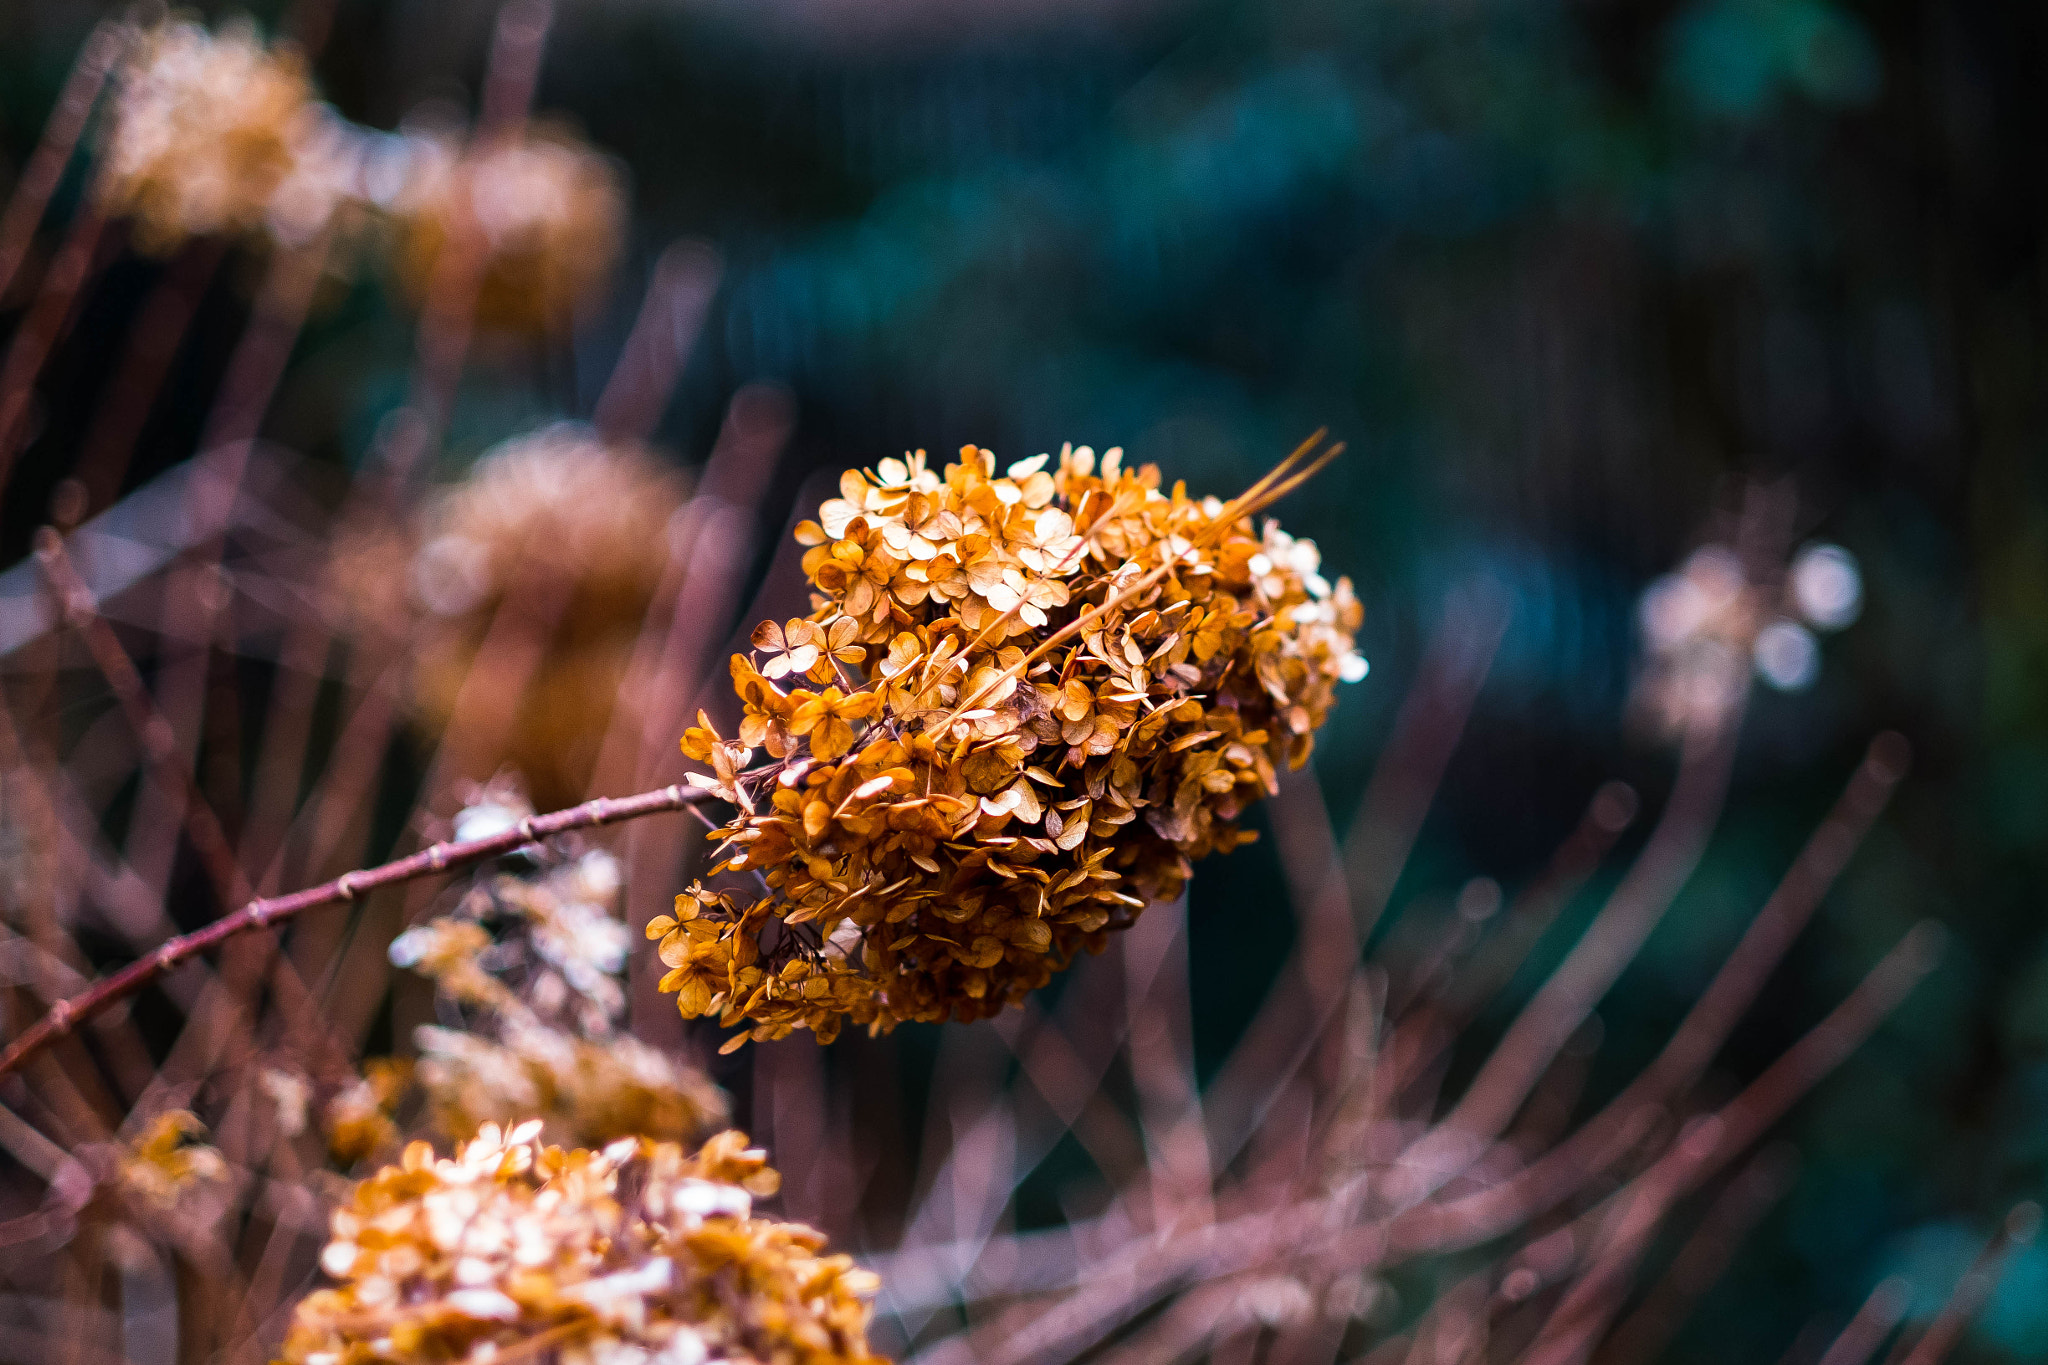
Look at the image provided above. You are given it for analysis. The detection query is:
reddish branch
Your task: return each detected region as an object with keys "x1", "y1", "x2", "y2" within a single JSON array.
[
  {"x1": 0, "y1": 783, "x2": 711, "y2": 1080},
  {"x1": 0, "y1": 22, "x2": 124, "y2": 304}
]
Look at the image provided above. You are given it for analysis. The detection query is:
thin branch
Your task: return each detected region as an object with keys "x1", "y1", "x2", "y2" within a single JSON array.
[
  {"x1": 1517, "y1": 921, "x2": 1946, "y2": 1365},
  {"x1": 1894, "y1": 1201, "x2": 2040, "y2": 1365},
  {"x1": 0, "y1": 204, "x2": 110, "y2": 493},
  {"x1": 0, "y1": 782, "x2": 712, "y2": 1079},
  {"x1": 1815, "y1": 1279, "x2": 1910, "y2": 1365},
  {"x1": 0, "y1": 22, "x2": 124, "y2": 304}
]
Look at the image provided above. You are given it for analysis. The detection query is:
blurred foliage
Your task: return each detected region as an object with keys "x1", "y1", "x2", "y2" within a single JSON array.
[{"x1": 4, "y1": 0, "x2": 2048, "y2": 1357}]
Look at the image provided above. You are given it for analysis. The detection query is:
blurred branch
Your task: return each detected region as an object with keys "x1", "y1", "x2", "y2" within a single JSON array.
[
  {"x1": 0, "y1": 22, "x2": 124, "y2": 305},
  {"x1": 1895, "y1": 1201, "x2": 2041, "y2": 1365},
  {"x1": 1815, "y1": 1279, "x2": 1910, "y2": 1365}
]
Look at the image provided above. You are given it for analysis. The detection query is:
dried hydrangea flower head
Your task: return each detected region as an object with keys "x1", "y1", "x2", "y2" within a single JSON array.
[
  {"x1": 660, "y1": 439, "x2": 1363, "y2": 1045},
  {"x1": 393, "y1": 126, "x2": 627, "y2": 332},
  {"x1": 279, "y1": 1123, "x2": 883, "y2": 1365},
  {"x1": 113, "y1": 1109, "x2": 229, "y2": 1214},
  {"x1": 325, "y1": 1059, "x2": 415, "y2": 1168},
  {"x1": 379, "y1": 782, "x2": 727, "y2": 1151},
  {"x1": 1635, "y1": 539, "x2": 1862, "y2": 737},
  {"x1": 400, "y1": 425, "x2": 687, "y2": 807},
  {"x1": 96, "y1": 20, "x2": 359, "y2": 253}
]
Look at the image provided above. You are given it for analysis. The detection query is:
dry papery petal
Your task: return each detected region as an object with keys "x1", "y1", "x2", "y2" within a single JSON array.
[
  {"x1": 664, "y1": 442, "x2": 1365, "y2": 1045},
  {"x1": 278, "y1": 1124, "x2": 880, "y2": 1365}
]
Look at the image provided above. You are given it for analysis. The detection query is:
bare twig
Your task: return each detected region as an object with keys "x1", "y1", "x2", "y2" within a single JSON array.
[
  {"x1": 1517, "y1": 922, "x2": 1945, "y2": 1365},
  {"x1": 1394, "y1": 731, "x2": 1906, "y2": 1256},
  {"x1": 0, "y1": 782, "x2": 712, "y2": 1079}
]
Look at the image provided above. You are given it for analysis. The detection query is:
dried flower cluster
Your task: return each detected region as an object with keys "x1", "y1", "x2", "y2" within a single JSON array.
[
  {"x1": 380, "y1": 786, "x2": 727, "y2": 1152},
  {"x1": 112, "y1": 1110, "x2": 229, "y2": 1214},
  {"x1": 325, "y1": 1060, "x2": 417, "y2": 1169},
  {"x1": 660, "y1": 443, "x2": 1363, "y2": 1044},
  {"x1": 97, "y1": 20, "x2": 625, "y2": 324},
  {"x1": 394, "y1": 426, "x2": 687, "y2": 806},
  {"x1": 279, "y1": 1123, "x2": 882, "y2": 1365},
  {"x1": 393, "y1": 128, "x2": 627, "y2": 333},
  {"x1": 1635, "y1": 539, "x2": 1862, "y2": 736},
  {"x1": 96, "y1": 20, "x2": 353, "y2": 253}
]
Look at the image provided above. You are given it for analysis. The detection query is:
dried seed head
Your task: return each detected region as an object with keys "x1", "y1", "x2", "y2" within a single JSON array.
[
  {"x1": 327, "y1": 427, "x2": 687, "y2": 807},
  {"x1": 392, "y1": 127, "x2": 627, "y2": 333},
  {"x1": 661, "y1": 443, "x2": 1364, "y2": 1044},
  {"x1": 280, "y1": 1125, "x2": 883, "y2": 1365}
]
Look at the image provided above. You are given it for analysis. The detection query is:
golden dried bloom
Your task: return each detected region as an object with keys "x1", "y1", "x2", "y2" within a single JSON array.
[
  {"x1": 97, "y1": 20, "x2": 357, "y2": 253},
  {"x1": 326, "y1": 1059, "x2": 414, "y2": 1168},
  {"x1": 394, "y1": 127, "x2": 627, "y2": 332},
  {"x1": 661, "y1": 442, "x2": 1364, "y2": 1044},
  {"x1": 279, "y1": 1123, "x2": 884, "y2": 1365},
  {"x1": 400, "y1": 426, "x2": 688, "y2": 807},
  {"x1": 411, "y1": 1023, "x2": 728, "y2": 1154},
  {"x1": 386, "y1": 790, "x2": 728, "y2": 1149},
  {"x1": 115, "y1": 1110, "x2": 228, "y2": 1212}
]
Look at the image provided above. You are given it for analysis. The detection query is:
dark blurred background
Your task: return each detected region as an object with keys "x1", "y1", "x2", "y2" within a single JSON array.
[{"x1": 4, "y1": 0, "x2": 2046, "y2": 1357}]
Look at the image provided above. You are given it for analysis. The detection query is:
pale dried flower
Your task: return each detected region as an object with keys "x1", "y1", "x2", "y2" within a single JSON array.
[
  {"x1": 97, "y1": 20, "x2": 361, "y2": 253},
  {"x1": 392, "y1": 127, "x2": 627, "y2": 332},
  {"x1": 1634, "y1": 539, "x2": 1862, "y2": 736},
  {"x1": 279, "y1": 1124, "x2": 883, "y2": 1365},
  {"x1": 384, "y1": 784, "x2": 727, "y2": 1150},
  {"x1": 396, "y1": 426, "x2": 687, "y2": 808},
  {"x1": 114, "y1": 1110, "x2": 228, "y2": 1213}
]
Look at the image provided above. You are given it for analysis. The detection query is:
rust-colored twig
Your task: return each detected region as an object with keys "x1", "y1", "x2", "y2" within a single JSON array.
[{"x1": 0, "y1": 782, "x2": 712, "y2": 1080}]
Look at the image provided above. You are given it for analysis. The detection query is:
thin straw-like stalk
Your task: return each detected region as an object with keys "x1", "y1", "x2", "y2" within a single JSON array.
[
  {"x1": 1597, "y1": 1144, "x2": 1798, "y2": 1365},
  {"x1": 1204, "y1": 588, "x2": 1507, "y2": 1168},
  {"x1": 69, "y1": 242, "x2": 226, "y2": 513},
  {"x1": 1387, "y1": 704, "x2": 1741, "y2": 1207},
  {"x1": 592, "y1": 240, "x2": 721, "y2": 443}
]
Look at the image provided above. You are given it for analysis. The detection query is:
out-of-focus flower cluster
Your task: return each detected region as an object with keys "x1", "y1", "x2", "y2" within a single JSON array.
[
  {"x1": 96, "y1": 20, "x2": 351, "y2": 253},
  {"x1": 333, "y1": 425, "x2": 687, "y2": 808},
  {"x1": 97, "y1": 19, "x2": 623, "y2": 323},
  {"x1": 279, "y1": 1122, "x2": 883, "y2": 1365},
  {"x1": 1634, "y1": 539, "x2": 1863, "y2": 737},
  {"x1": 659, "y1": 444, "x2": 1364, "y2": 1045},
  {"x1": 111, "y1": 1110, "x2": 229, "y2": 1215},
  {"x1": 392, "y1": 128, "x2": 627, "y2": 333},
  {"x1": 365, "y1": 783, "x2": 726, "y2": 1156}
]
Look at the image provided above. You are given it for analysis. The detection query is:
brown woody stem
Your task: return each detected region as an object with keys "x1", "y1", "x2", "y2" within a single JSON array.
[{"x1": 0, "y1": 783, "x2": 712, "y2": 1080}]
